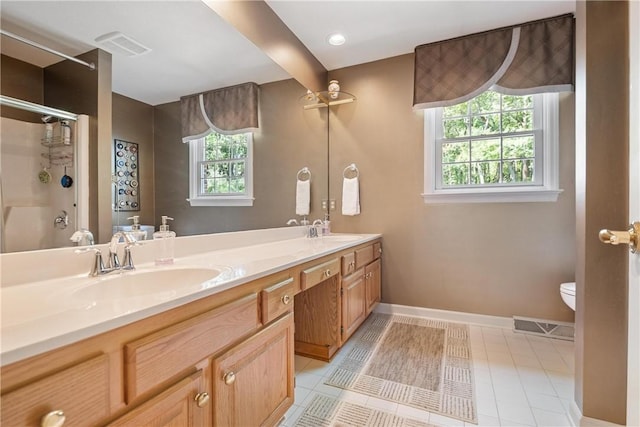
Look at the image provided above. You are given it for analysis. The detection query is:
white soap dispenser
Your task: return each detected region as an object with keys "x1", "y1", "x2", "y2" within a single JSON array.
[
  {"x1": 322, "y1": 213, "x2": 331, "y2": 236},
  {"x1": 127, "y1": 215, "x2": 147, "y2": 241},
  {"x1": 153, "y1": 216, "x2": 176, "y2": 265}
]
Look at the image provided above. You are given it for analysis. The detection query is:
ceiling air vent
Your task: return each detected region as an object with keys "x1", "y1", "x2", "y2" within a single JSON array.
[{"x1": 95, "y1": 32, "x2": 151, "y2": 57}]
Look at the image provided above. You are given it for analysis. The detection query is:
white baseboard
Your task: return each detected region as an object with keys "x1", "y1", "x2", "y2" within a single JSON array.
[
  {"x1": 570, "y1": 401, "x2": 582, "y2": 427},
  {"x1": 373, "y1": 303, "x2": 513, "y2": 329},
  {"x1": 570, "y1": 399, "x2": 624, "y2": 427}
]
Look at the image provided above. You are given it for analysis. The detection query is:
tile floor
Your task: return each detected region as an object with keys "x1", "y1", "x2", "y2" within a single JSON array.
[{"x1": 280, "y1": 319, "x2": 575, "y2": 427}]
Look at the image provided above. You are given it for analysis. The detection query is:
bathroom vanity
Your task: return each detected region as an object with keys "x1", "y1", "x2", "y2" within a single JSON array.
[{"x1": 0, "y1": 229, "x2": 381, "y2": 426}]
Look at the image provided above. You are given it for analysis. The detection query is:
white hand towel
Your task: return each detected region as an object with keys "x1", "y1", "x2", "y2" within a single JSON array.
[
  {"x1": 342, "y1": 177, "x2": 360, "y2": 216},
  {"x1": 295, "y1": 179, "x2": 310, "y2": 216}
]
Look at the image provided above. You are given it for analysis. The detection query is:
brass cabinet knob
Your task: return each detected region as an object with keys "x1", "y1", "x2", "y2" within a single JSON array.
[
  {"x1": 223, "y1": 371, "x2": 236, "y2": 385},
  {"x1": 281, "y1": 294, "x2": 291, "y2": 305},
  {"x1": 41, "y1": 410, "x2": 66, "y2": 427},
  {"x1": 324, "y1": 269, "x2": 332, "y2": 277},
  {"x1": 194, "y1": 392, "x2": 210, "y2": 408}
]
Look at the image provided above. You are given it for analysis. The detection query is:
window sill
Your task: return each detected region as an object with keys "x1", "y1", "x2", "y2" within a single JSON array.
[
  {"x1": 421, "y1": 187, "x2": 563, "y2": 204},
  {"x1": 187, "y1": 196, "x2": 254, "y2": 207}
]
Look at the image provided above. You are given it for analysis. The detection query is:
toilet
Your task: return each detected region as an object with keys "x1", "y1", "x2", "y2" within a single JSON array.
[{"x1": 560, "y1": 282, "x2": 576, "y2": 311}]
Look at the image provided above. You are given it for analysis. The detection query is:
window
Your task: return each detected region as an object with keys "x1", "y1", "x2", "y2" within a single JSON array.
[
  {"x1": 188, "y1": 130, "x2": 253, "y2": 206},
  {"x1": 423, "y1": 90, "x2": 562, "y2": 203}
]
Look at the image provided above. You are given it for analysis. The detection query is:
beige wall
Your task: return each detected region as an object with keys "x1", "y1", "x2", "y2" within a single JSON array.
[
  {"x1": 153, "y1": 78, "x2": 328, "y2": 236},
  {"x1": 328, "y1": 53, "x2": 576, "y2": 322},
  {"x1": 0, "y1": 54, "x2": 43, "y2": 123},
  {"x1": 112, "y1": 93, "x2": 155, "y2": 228},
  {"x1": 575, "y1": 2, "x2": 629, "y2": 424},
  {"x1": 43, "y1": 49, "x2": 112, "y2": 243}
]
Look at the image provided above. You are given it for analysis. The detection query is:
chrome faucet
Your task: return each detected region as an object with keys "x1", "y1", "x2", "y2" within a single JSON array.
[
  {"x1": 286, "y1": 218, "x2": 299, "y2": 226},
  {"x1": 75, "y1": 231, "x2": 138, "y2": 277},
  {"x1": 308, "y1": 219, "x2": 323, "y2": 238},
  {"x1": 109, "y1": 231, "x2": 136, "y2": 271},
  {"x1": 70, "y1": 229, "x2": 94, "y2": 246}
]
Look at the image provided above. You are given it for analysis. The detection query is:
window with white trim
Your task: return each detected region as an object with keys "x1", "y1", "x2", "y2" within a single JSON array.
[
  {"x1": 188, "y1": 130, "x2": 254, "y2": 206},
  {"x1": 423, "y1": 90, "x2": 562, "y2": 203}
]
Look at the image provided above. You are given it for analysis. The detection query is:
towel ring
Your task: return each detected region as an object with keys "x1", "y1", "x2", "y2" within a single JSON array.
[
  {"x1": 297, "y1": 167, "x2": 311, "y2": 181},
  {"x1": 343, "y1": 163, "x2": 359, "y2": 179}
]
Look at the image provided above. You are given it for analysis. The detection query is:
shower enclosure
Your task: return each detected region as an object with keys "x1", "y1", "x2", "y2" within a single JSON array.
[{"x1": 0, "y1": 95, "x2": 89, "y2": 253}]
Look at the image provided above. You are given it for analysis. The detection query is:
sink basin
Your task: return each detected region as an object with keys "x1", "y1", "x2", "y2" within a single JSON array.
[
  {"x1": 71, "y1": 267, "x2": 222, "y2": 305},
  {"x1": 321, "y1": 234, "x2": 364, "y2": 243}
]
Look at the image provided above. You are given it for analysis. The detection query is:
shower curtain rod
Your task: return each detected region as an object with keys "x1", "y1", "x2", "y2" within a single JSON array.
[
  {"x1": 0, "y1": 95, "x2": 78, "y2": 121},
  {"x1": 0, "y1": 29, "x2": 96, "y2": 71}
]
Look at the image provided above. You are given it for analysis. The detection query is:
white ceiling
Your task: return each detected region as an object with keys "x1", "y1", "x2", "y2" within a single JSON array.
[{"x1": 0, "y1": 1, "x2": 575, "y2": 106}]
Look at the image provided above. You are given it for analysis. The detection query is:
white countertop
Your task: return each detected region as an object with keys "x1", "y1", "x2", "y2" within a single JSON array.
[{"x1": 0, "y1": 230, "x2": 380, "y2": 366}]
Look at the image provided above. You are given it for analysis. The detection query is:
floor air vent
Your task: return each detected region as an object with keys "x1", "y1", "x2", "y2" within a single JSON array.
[{"x1": 513, "y1": 316, "x2": 574, "y2": 341}]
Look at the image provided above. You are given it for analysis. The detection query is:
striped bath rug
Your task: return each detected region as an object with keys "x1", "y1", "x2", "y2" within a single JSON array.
[
  {"x1": 294, "y1": 394, "x2": 435, "y2": 427},
  {"x1": 325, "y1": 313, "x2": 477, "y2": 423}
]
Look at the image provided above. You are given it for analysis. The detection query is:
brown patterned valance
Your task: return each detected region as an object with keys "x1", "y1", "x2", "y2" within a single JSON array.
[
  {"x1": 413, "y1": 14, "x2": 574, "y2": 110},
  {"x1": 181, "y1": 82, "x2": 259, "y2": 142}
]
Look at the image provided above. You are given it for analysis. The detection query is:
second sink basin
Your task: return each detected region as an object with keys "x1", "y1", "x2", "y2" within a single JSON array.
[
  {"x1": 72, "y1": 267, "x2": 222, "y2": 304},
  {"x1": 321, "y1": 234, "x2": 364, "y2": 243}
]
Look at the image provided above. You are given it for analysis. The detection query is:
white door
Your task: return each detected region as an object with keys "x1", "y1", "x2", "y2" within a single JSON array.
[{"x1": 628, "y1": 3, "x2": 639, "y2": 424}]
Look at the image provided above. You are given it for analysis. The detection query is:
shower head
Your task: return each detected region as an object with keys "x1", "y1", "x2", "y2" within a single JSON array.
[{"x1": 41, "y1": 115, "x2": 53, "y2": 123}]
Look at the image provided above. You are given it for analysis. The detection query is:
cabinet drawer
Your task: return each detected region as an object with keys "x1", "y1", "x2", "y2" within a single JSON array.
[
  {"x1": 1, "y1": 354, "x2": 110, "y2": 427},
  {"x1": 124, "y1": 294, "x2": 259, "y2": 401},
  {"x1": 301, "y1": 258, "x2": 340, "y2": 290},
  {"x1": 261, "y1": 277, "x2": 295, "y2": 324},
  {"x1": 341, "y1": 252, "x2": 356, "y2": 276},
  {"x1": 355, "y1": 245, "x2": 374, "y2": 270},
  {"x1": 373, "y1": 242, "x2": 382, "y2": 260}
]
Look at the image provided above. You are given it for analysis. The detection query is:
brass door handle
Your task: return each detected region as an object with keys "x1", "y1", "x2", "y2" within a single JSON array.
[
  {"x1": 223, "y1": 371, "x2": 236, "y2": 385},
  {"x1": 281, "y1": 294, "x2": 291, "y2": 305},
  {"x1": 194, "y1": 392, "x2": 210, "y2": 408},
  {"x1": 599, "y1": 221, "x2": 639, "y2": 253},
  {"x1": 41, "y1": 411, "x2": 66, "y2": 427}
]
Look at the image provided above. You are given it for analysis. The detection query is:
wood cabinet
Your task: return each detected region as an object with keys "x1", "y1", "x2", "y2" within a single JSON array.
[
  {"x1": 294, "y1": 241, "x2": 383, "y2": 360},
  {"x1": 213, "y1": 313, "x2": 294, "y2": 427},
  {"x1": 260, "y1": 277, "x2": 295, "y2": 324},
  {"x1": 300, "y1": 258, "x2": 340, "y2": 290},
  {"x1": 0, "y1": 354, "x2": 110, "y2": 427},
  {"x1": 124, "y1": 294, "x2": 260, "y2": 401},
  {"x1": 1, "y1": 237, "x2": 381, "y2": 426},
  {"x1": 341, "y1": 268, "x2": 367, "y2": 342},
  {"x1": 107, "y1": 371, "x2": 208, "y2": 427},
  {"x1": 365, "y1": 258, "x2": 381, "y2": 314},
  {"x1": 294, "y1": 273, "x2": 341, "y2": 360}
]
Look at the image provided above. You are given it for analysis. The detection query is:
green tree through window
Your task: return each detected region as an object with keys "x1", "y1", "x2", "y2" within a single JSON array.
[
  {"x1": 440, "y1": 91, "x2": 535, "y2": 187},
  {"x1": 199, "y1": 132, "x2": 249, "y2": 195}
]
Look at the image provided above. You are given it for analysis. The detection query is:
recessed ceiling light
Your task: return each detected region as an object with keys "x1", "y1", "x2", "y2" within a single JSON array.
[{"x1": 327, "y1": 33, "x2": 346, "y2": 46}]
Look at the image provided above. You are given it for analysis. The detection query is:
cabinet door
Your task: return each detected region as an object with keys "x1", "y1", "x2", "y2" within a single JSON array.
[
  {"x1": 341, "y1": 269, "x2": 367, "y2": 342},
  {"x1": 365, "y1": 258, "x2": 381, "y2": 314},
  {"x1": 213, "y1": 313, "x2": 294, "y2": 427},
  {"x1": 1, "y1": 354, "x2": 110, "y2": 427},
  {"x1": 107, "y1": 371, "x2": 208, "y2": 427}
]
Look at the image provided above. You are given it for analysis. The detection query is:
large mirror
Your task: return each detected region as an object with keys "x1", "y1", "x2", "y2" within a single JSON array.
[{"x1": 0, "y1": 1, "x2": 329, "y2": 252}]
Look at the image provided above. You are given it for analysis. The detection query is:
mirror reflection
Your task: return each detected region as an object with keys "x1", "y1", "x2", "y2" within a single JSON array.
[
  {"x1": 0, "y1": 99, "x2": 86, "y2": 252},
  {"x1": 0, "y1": 2, "x2": 329, "y2": 252}
]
